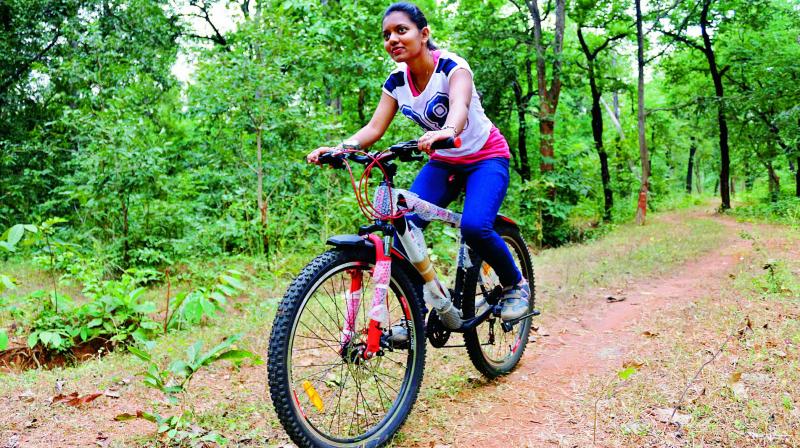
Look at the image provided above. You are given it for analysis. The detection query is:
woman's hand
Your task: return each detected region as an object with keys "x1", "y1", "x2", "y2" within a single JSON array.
[
  {"x1": 417, "y1": 128, "x2": 456, "y2": 154},
  {"x1": 307, "y1": 147, "x2": 336, "y2": 165}
]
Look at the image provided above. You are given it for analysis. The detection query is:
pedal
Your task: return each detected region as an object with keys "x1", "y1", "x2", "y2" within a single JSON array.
[{"x1": 500, "y1": 309, "x2": 541, "y2": 332}]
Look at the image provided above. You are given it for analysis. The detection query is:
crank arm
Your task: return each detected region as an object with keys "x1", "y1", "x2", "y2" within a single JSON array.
[{"x1": 500, "y1": 309, "x2": 541, "y2": 332}]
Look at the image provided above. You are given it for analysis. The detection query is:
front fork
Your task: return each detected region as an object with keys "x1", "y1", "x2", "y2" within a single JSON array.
[{"x1": 340, "y1": 234, "x2": 392, "y2": 360}]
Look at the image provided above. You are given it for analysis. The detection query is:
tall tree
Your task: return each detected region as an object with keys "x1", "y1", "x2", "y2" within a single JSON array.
[
  {"x1": 524, "y1": 0, "x2": 567, "y2": 174},
  {"x1": 634, "y1": 0, "x2": 650, "y2": 224},
  {"x1": 659, "y1": 0, "x2": 755, "y2": 210},
  {"x1": 572, "y1": 0, "x2": 631, "y2": 220}
]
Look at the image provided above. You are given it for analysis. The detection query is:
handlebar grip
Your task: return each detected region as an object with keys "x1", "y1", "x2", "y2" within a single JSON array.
[
  {"x1": 318, "y1": 151, "x2": 345, "y2": 168},
  {"x1": 430, "y1": 136, "x2": 462, "y2": 150}
]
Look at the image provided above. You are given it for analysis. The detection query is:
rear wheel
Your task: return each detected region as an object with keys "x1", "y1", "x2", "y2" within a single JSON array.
[
  {"x1": 461, "y1": 222, "x2": 535, "y2": 378},
  {"x1": 268, "y1": 247, "x2": 426, "y2": 448}
]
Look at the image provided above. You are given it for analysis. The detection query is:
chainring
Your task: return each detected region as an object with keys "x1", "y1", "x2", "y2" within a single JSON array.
[{"x1": 425, "y1": 309, "x2": 451, "y2": 348}]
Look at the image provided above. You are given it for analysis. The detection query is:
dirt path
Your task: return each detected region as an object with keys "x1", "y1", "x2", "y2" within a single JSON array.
[
  {"x1": 2, "y1": 210, "x2": 794, "y2": 448},
  {"x1": 443, "y1": 213, "x2": 763, "y2": 447}
]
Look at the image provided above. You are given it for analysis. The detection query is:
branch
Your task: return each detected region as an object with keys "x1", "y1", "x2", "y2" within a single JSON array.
[
  {"x1": 661, "y1": 29, "x2": 706, "y2": 53},
  {"x1": 592, "y1": 31, "x2": 631, "y2": 59},
  {"x1": 0, "y1": 29, "x2": 61, "y2": 95},
  {"x1": 190, "y1": 1, "x2": 228, "y2": 48},
  {"x1": 600, "y1": 96, "x2": 625, "y2": 139},
  {"x1": 670, "y1": 320, "x2": 744, "y2": 426}
]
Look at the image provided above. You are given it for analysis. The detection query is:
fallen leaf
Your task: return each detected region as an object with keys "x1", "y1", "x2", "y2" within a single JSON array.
[
  {"x1": 114, "y1": 413, "x2": 139, "y2": 422},
  {"x1": 606, "y1": 296, "x2": 626, "y2": 303},
  {"x1": 650, "y1": 408, "x2": 692, "y2": 426},
  {"x1": 534, "y1": 326, "x2": 550, "y2": 336},
  {"x1": 24, "y1": 419, "x2": 37, "y2": 429},
  {"x1": 18, "y1": 390, "x2": 35, "y2": 402},
  {"x1": 52, "y1": 392, "x2": 103, "y2": 407},
  {"x1": 51, "y1": 392, "x2": 79, "y2": 404},
  {"x1": 55, "y1": 379, "x2": 65, "y2": 394},
  {"x1": 103, "y1": 390, "x2": 121, "y2": 399},
  {"x1": 728, "y1": 372, "x2": 742, "y2": 384},
  {"x1": 641, "y1": 331, "x2": 659, "y2": 338},
  {"x1": 95, "y1": 432, "x2": 109, "y2": 448},
  {"x1": 623, "y1": 360, "x2": 645, "y2": 369}
]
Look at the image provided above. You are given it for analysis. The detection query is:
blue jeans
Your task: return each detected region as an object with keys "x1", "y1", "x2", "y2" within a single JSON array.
[{"x1": 406, "y1": 157, "x2": 522, "y2": 287}]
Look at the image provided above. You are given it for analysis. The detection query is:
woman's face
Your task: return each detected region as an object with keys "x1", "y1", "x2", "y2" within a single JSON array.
[{"x1": 382, "y1": 12, "x2": 429, "y2": 63}]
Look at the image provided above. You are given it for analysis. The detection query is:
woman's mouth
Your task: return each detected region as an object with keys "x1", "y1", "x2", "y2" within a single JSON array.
[{"x1": 392, "y1": 47, "x2": 404, "y2": 56}]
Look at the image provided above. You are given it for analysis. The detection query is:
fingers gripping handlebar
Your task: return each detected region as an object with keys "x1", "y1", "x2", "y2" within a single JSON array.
[{"x1": 317, "y1": 136, "x2": 462, "y2": 167}]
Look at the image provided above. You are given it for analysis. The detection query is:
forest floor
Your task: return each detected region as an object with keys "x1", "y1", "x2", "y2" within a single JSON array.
[{"x1": 1, "y1": 204, "x2": 798, "y2": 447}]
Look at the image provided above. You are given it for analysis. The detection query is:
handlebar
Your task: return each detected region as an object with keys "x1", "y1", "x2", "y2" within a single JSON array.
[{"x1": 318, "y1": 136, "x2": 462, "y2": 168}]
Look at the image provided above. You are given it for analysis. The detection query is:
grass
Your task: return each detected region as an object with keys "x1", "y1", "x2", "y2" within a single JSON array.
[
  {"x1": 581, "y1": 224, "x2": 800, "y2": 447},
  {"x1": 0, "y1": 204, "x2": 770, "y2": 447},
  {"x1": 534, "y1": 207, "x2": 728, "y2": 319}
]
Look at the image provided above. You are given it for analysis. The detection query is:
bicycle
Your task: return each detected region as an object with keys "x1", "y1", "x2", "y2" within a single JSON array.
[{"x1": 267, "y1": 138, "x2": 538, "y2": 448}]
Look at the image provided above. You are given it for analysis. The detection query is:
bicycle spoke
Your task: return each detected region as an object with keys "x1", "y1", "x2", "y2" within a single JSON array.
[{"x1": 282, "y1": 258, "x2": 420, "y2": 443}]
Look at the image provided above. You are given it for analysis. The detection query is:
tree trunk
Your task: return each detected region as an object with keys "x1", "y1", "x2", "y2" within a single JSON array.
[
  {"x1": 767, "y1": 162, "x2": 780, "y2": 202},
  {"x1": 512, "y1": 81, "x2": 531, "y2": 181},
  {"x1": 634, "y1": 0, "x2": 649, "y2": 226},
  {"x1": 539, "y1": 101, "x2": 555, "y2": 173},
  {"x1": 796, "y1": 156, "x2": 800, "y2": 197},
  {"x1": 590, "y1": 75, "x2": 612, "y2": 220},
  {"x1": 529, "y1": 0, "x2": 566, "y2": 176},
  {"x1": 700, "y1": 0, "x2": 730, "y2": 210},
  {"x1": 357, "y1": 88, "x2": 367, "y2": 125},
  {"x1": 121, "y1": 197, "x2": 130, "y2": 267},
  {"x1": 696, "y1": 163, "x2": 703, "y2": 194},
  {"x1": 256, "y1": 127, "x2": 269, "y2": 255},
  {"x1": 686, "y1": 141, "x2": 697, "y2": 194},
  {"x1": 578, "y1": 27, "x2": 614, "y2": 221}
]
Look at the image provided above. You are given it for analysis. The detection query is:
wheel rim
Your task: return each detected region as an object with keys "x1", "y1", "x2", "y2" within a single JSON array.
[
  {"x1": 287, "y1": 261, "x2": 418, "y2": 444},
  {"x1": 474, "y1": 235, "x2": 531, "y2": 367}
]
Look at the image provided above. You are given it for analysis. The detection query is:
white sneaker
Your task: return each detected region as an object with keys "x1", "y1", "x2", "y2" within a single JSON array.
[{"x1": 500, "y1": 281, "x2": 531, "y2": 321}]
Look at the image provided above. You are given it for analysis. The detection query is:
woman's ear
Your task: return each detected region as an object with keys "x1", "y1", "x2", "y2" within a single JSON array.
[{"x1": 421, "y1": 26, "x2": 430, "y2": 46}]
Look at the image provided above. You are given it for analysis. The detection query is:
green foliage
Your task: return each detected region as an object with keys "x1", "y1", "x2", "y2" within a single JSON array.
[
  {"x1": 1, "y1": 223, "x2": 37, "y2": 295},
  {"x1": 1, "y1": 0, "x2": 798, "y2": 265},
  {"x1": 750, "y1": 259, "x2": 799, "y2": 298},
  {"x1": 25, "y1": 271, "x2": 161, "y2": 351},
  {"x1": 730, "y1": 197, "x2": 800, "y2": 227},
  {"x1": 128, "y1": 334, "x2": 261, "y2": 445},
  {"x1": 167, "y1": 269, "x2": 246, "y2": 328}
]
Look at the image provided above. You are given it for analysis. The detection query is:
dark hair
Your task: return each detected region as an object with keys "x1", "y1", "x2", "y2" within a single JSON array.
[{"x1": 383, "y1": 2, "x2": 437, "y2": 50}]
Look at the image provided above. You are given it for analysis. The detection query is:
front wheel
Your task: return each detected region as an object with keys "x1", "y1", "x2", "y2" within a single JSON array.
[
  {"x1": 461, "y1": 222, "x2": 535, "y2": 378},
  {"x1": 268, "y1": 247, "x2": 426, "y2": 448}
]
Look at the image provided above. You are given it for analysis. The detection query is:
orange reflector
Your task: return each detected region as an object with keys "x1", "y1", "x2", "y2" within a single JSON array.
[{"x1": 302, "y1": 380, "x2": 324, "y2": 412}]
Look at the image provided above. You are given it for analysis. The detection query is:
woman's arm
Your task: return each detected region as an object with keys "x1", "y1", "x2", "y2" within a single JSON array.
[
  {"x1": 417, "y1": 68, "x2": 472, "y2": 154},
  {"x1": 307, "y1": 93, "x2": 398, "y2": 164}
]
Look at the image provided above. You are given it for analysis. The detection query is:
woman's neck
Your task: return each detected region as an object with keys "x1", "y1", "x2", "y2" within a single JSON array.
[{"x1": 407, "y1": 49, "x2": 435, "y2": 93}]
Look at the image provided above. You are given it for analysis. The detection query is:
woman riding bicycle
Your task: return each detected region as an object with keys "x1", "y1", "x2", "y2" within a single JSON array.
[{"x1": 307, "y1": 2, "x2": 529, "y2": 322}]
